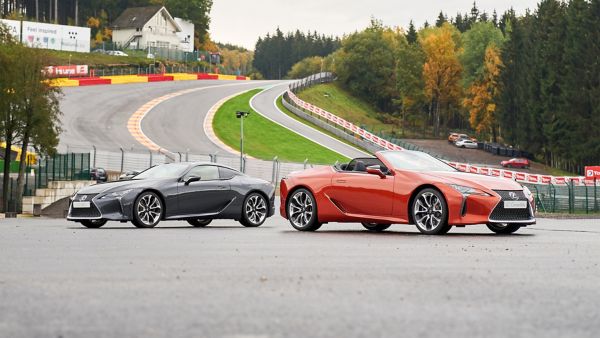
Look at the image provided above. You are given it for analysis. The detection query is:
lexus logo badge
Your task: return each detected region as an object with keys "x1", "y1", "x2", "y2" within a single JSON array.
[
  {"x1": 509, "y1": 192, "x2": 518, "y2": 200},
  {"x1": 80, "y1": 195, "x2": 87, "y2": 201}
]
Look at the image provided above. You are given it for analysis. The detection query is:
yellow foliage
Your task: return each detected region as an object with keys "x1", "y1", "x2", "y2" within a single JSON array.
[
  {"x1": 87, "y1": 17, "x2": 100, "y2": 29},
  {"x1": 463, "y1": 45, "x2": 502, "y2": 138}
]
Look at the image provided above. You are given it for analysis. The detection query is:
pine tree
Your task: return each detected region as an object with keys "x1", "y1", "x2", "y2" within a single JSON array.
[{"x1": 406, "y1": 20, "x2": 418, "y2": 44}]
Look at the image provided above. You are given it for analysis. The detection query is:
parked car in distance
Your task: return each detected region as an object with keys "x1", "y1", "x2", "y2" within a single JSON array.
[
  {"x1": 501, "y1": 158, "x2": 530, "y2": 169},
  {"x1": 90, "y1": 168, "x2": 107, "y2": 182},
  {"x1": 456, "y1": 134, "x2": 478, "y2": 142},
  {"x1": 455, "y1": 139, "x2": 478, "y2": 149},
  {"x1": 107, "y1": 50, "x2": 128, "y2": 57},
  {"x1": 119, "y1": 170, "x2": 140, "y2": 180},
  {"x1": 448, "y1": 133, "x2": 459, "y2": 143}
]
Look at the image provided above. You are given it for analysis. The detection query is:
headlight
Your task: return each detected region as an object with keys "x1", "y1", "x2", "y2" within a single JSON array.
[
  {"x1": 99, "y1": 189, "x2": 133, "y2": 199},
  {"x1": 448, "y1": 184, "x2": 491, "y2": 197},
  {"x1": 522, "y1": 185, "x2": 533, "y2": 199}
]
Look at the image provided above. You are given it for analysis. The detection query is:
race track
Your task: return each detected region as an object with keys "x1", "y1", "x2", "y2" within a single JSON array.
[{"x1": 59, "y1": 80, "x2": 368, "y2": 160}]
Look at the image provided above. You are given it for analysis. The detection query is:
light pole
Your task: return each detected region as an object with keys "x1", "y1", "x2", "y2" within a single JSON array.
[{"x1": 236, "y1": 111, "x2": 250, "y2": 172}]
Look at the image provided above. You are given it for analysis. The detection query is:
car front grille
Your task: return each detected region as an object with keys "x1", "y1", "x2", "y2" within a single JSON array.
[
  {"x1": 69, "y1": 194, "x2": 101, "y2": 218},
  {"x1": 489, "y1": 190, "x2": 533, "y2": 222}
]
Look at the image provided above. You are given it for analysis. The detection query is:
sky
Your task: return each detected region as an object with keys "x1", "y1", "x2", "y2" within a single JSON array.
[{"x1": 210, "y1": 0, "x2": 541, "y2": 49}]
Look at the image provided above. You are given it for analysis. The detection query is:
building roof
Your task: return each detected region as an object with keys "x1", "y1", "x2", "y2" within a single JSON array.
[{"x1": 111, "y1": 6, "x2": 181, "y2": 31}]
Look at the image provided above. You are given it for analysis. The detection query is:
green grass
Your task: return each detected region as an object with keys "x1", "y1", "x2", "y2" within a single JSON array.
[
  {"x1": 297, "y1": 83, "x2": 400, "y2": 135},
  {"x1": 213, "y1": 89, "x2": 349, "y2": 164},
  {"x1": 45, "y1": 49, "x2": 154, "y2": 67},
  {"x1": 275, "y1": 95, "x2": 370, "y2": 154}
]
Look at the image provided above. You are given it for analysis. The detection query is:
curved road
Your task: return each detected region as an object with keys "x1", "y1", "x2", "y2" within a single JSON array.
[{"x1": 60, "y1": 79, "x2": 367, "y2": 160}]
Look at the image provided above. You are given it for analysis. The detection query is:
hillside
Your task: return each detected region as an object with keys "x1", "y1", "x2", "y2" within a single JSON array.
[{"x1": 295, "y1": 82, "x2": 563, "y2": 176}]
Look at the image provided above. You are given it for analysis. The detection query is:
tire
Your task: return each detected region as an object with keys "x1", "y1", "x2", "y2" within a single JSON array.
[
  {"x1": 486, "y1": 223, "x2": 521, "y2": 234},
  {"x1": 287, "y1": 188, "x2": 322, "y2": 231},
  {"x1": 131, "y1": 191, "x2": 163, "y2": 228},
  {"x1": 188, "y1": 219, "x2": 212, "y2": 227},
  {"x1": 411, "y1": 188, "x2": 451, "y2": 235},
  {"x1": 239, "y1": 192, "x2": 268, "y2": 227},
  {"x1": 362, "y1": 222, "x2": 391, "y2": 232},
  {"x1": 80, "y1": 219, "x2": 107, "y2": 228}
]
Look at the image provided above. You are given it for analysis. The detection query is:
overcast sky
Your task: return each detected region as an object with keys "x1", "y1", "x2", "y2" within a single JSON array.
[{"x1": 210, "y1": 0, "x2": 541, "y2": 49}]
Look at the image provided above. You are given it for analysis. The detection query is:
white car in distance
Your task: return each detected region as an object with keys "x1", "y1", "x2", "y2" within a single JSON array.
[{"x1": 455, "y1": 139, "x2": 478, "y2": 149}]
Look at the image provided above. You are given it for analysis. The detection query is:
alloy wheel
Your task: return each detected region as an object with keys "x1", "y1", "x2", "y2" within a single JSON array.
[
  {"x1": 414, "y1": 192, "x2": 444, "y2": 231},
  {"x1": 289, "y1": 190, "x2": 314, "y2": 228},
  {"x1": 245, "y1": 194, "x2": 267, "y2": 225},
  {"x1": 136, "y1": 193, "x2": 162, "y2": 227}
]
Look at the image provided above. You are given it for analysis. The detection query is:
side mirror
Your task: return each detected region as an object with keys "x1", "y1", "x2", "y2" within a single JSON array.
[
  {"x1": 367, "y1": 165, "x2": 386, "y2": 179},
  {"x1": 185, "y1": 176, "x2": 201, "y2": 185}
]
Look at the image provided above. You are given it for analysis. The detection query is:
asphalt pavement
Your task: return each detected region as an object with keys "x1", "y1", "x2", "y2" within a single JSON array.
[{"x1": 1, "y1": 215, "x2": 599, "y2": 338}]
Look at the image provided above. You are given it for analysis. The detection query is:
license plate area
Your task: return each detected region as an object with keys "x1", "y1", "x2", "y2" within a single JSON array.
[
  {"x1": 72, "y1": 201, "x2": 91, "y2": 209},
  {"x1": 504, "y1": 201, "x2": 527, "y2": 209}
]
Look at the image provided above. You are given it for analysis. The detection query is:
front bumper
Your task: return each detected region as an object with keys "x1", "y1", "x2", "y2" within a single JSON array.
[{"x1": 67, "y1": 194, "x2": 130, "y2": 221}]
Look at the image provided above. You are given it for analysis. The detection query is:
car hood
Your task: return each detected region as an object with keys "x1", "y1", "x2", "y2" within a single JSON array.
[
  {"x1": 76, "y1": 179, "x2": 168, "y2": 195},
  {"x1": 415, "y1": 171, "x2": 523, "y2": 191}
]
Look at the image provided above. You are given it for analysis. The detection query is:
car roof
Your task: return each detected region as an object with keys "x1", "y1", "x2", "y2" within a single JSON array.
[{"x1": 175, "y1": 162, "x2": 240, "y2": 172}]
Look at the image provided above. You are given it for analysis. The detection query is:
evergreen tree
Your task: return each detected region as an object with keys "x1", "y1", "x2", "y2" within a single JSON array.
[{"x1": 406, "y1": 20, "x2": 418, "y2": 44}]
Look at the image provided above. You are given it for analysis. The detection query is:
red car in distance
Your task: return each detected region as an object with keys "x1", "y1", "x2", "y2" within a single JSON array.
[
  {"x1": 280, "y1": 151, "x2": 535, "y2": 235},
  {"x1": 501, "y1": 158, "x2": 530, "y2": 169}
]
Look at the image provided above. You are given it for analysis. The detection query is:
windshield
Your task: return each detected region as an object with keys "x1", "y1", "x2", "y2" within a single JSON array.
[
  {"x1": 380, "y1": 151, "x2": 457, "y2": 172},
  {"x1": 133, "y1": 163, "x2": 189, "y2": 180}
]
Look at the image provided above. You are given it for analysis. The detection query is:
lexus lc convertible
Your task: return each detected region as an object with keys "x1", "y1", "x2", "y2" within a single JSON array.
[
  {"x1": 68, "y1": 162, "x2": 275, "y2": 228},
  {"x1": 280, "y1": 151, "x2": 536, "y2": 235}
]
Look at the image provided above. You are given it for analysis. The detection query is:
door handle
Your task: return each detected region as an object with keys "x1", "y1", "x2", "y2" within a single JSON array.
[
  {"x1": 217, "y1": 186, "x2": 227, "y2": 189},
  {"x1": 335, "y1": 180, "x2": 347, "y2": 183}
]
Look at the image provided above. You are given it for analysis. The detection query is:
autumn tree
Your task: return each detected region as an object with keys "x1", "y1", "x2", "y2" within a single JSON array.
[
  {"x1": 420, "y1": 23, "x2": 463, "y2": 136},
  {"x1": 463, "y1": 45, "x2": 502, "y2": 141}
]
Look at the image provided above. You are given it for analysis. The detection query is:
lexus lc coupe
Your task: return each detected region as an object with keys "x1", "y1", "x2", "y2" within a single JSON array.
[
  {"x1": 280, "y1": 151, "x2": 536, "y2": 235},
  {"x1": 68, "y1": 162, "x2": 275, "y2": 228}
]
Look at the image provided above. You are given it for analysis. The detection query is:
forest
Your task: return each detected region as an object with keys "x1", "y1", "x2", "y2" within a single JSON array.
[{"x1": 270, "y1": 0, "x2": 598, "y2": 174}]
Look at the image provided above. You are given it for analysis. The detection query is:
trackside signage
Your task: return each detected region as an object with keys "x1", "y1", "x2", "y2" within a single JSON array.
[
  {"x1": 586, "y1": 166, "x2": 600, "y2": 179},
  {"x1": 44, "y1": 65, "x2": 89, "y2": 77}
]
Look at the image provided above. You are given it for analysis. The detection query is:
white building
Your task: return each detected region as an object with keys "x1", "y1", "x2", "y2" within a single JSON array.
[{"x1": 111, "y1": 6, "x2": 194, "y2": 51}]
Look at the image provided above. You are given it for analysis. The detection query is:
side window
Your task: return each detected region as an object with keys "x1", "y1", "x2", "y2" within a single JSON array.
[
  {"x1": 184, "y1": 165, "x2": 219, "y2": 181},
  {"x1": 219, "y1": 167, "x2": 238, "y2": 180}
]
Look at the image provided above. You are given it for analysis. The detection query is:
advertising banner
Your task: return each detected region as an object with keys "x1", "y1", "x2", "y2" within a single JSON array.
[
  {"x1": 0, "y1": 19, "x2": 21, "y2": 41},
  {"x1": 44, "y1": 65, "x2": 89, "y2": 77},
  {"x1": 21, "y1": 21, "x2": 90, "y2": 53},
  {"x1": 585, "y1": 166, "x2": 600, "y2": 180}
]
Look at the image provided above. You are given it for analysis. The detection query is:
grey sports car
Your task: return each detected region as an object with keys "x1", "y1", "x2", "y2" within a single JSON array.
[{"x1": 67, "y1": 162, "x2": 276, "y2": 228}]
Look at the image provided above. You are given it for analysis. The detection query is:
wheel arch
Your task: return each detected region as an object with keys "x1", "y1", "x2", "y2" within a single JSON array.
[
  {"x1": 285, "y1": 184, "x2": 318, "y2": 218},
  {"x1": 134, "y1": 189, "x2": 168, "y2": 220},
  {"x1": 407, "y1": 184, "x2": 447, "y2": 225}
]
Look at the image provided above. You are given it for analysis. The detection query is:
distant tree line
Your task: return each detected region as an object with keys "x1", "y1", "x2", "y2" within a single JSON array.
[
  {"x1": 253, "y1": 29, "x2": 340, "y2": 79},
  {"x1": 288, "y1": 0, "x2": 599, "y2": 174},
  {"x1": 0, "y1": 0, "x2": 213, "y2": 48}
]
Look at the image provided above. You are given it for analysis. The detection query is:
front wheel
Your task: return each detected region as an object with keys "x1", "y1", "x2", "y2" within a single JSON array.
[
  {"x1": 132, "y1": 191, "x2": 163, "y2": 228},
  {"x1": 362, "y1": 222, "x2": 391, "y2": 232},
  {"x1": 287, "y1": 188, "x2": 322, "y2": 231},
  {"x1": 80, "y1": 219, "x2": 107, "y2": 228},
  {"x1": 188, "y1": 219, "x2": 212, "y2": 227},
  {"x1": 487, "y1": 223, "x2": 521, "y2": 234},
  {"x1": 411, "y1": 188, "x2": 451, "y2": 235},
  {"x1": 239, "y1": 193, "x2": 268, "y2": 227}
]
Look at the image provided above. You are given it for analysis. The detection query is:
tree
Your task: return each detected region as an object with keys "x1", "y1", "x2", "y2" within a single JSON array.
[
  {"x1": 406, "y1": 20, "x2": 418, "y2": 44},
  {"x1": 396, "y1": 40, "x2": 426, "y2": 133},
  {"x1": 460, "y1": 21, "x2": 505, "y2": 89},
  {"x1": 436, "y1": 11, "x2": 447, "y2": 27},
  {"x1": 463, "y1": 45, "x2": 502, "y2": 141},
  {"x1": 335, "y1": 19, "x2": 402, "y2": 111},
  {"x1": 420, "y1": 23, "x2": 463, "y2": 136}
]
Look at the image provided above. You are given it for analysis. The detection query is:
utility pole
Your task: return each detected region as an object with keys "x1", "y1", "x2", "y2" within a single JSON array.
[
  {"x1": 236, "y1": 111, "x2": 250, "y2": 172},
  {"x1": 54, "y1": 0, "x2": 58, "y2": 24},
  {"x1": 75, "y1": 0, "x2": 79, "y2": 26},
  {"x1": 35, "y1": 0, "x2": 39, "y2": 21}
]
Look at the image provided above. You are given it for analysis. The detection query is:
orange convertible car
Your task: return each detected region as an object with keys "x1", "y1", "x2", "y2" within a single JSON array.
[{"x1": 280, "y1": 151, "x2": 535, "y2": 235}]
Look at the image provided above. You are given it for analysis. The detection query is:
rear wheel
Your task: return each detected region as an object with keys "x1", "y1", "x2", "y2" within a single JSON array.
[
  {"x1": 239, "y1": 193, "x2": 268, "y2": 227},
  {"x1": 487, "y1": 223, "x2": 521, "y2": 234},
  {"x1": 411, "y1": 188, "x2": 451, "y2": 235},
  {"x1": 132, "y1": 191, "x2": 163, "y2": 228},
  {"x1": 362, "y1": 222, "x2": 391, "y2": 232},
  {"x1": 80, "y1": 219, "x2": 107, "y2": 228},
  {"x1": 188, "y1": 219, "x2": 212, "y2": 227},
  {"x1": 287, "y1": 188, "x2": 321, "y2": 231}
]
